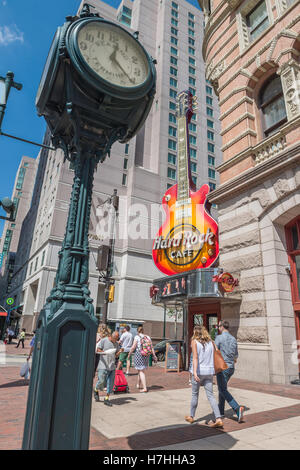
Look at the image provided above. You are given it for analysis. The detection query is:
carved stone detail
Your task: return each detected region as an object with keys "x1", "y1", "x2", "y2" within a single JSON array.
[{"x1": 278, "y1": 60, "x2": 300, "y2": 120}]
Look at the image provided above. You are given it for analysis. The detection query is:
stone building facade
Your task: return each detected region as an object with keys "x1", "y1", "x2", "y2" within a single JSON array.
[{"x1": 199, "y1": 0, "x2": 300, "y2": 384}]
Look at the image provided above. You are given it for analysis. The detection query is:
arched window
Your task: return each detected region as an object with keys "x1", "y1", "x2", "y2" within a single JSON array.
[{"x1": 259, "y1": 75, "x2": 287, "y2": 137}]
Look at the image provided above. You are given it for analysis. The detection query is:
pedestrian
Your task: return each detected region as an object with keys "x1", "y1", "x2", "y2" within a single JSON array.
[
  {"x1": 93, "y1": 327, "x2": 120, "y2": 407},
  {"x1": 16, "y1": 328, "x2": 26, "y2": 349},
  {"x1": 27, "y1": 330, "x2": 36, "y2": 361},
  {"x1": 185, "y1": 325, "x2": 224, "y2": 428},
  {"x1": 215, "y1": 320, "x2": 245, "y2": 423},
  {"x1": 7, "y1": 327, "x2": 14, "y2": 344},
  {"x1": 117, "y1": 325, "x2": 133, "y2": 375},
  {"x1": 128, "y1": 326, "x2": 157, "y2": 393},
  {"x1": 94, "y1": 323, "x2": 106, "y2": 375}
]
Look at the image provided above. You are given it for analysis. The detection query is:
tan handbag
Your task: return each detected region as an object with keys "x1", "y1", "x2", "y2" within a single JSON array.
[{"x1": 212, "y1": 341, "x2": 228, "y2": 374}]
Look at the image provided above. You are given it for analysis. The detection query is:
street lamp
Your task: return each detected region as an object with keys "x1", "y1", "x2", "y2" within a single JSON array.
[
  {"x1": 0, "y1": 72, "x2": 22, "y2": 133},
  {"x1": 0, "y1": 197, "x2": 15, "y2": 221}
]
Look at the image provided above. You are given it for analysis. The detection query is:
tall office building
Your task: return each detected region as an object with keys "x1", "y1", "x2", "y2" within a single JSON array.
[
  {"x1": 0, "y1": 156, "x2": 36, "y2": 308},
  {"x1": 9, "y1": 0, "x2": 222, "y2": 338}
]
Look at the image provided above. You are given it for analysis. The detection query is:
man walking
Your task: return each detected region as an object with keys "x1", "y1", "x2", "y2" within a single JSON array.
[
  {"x1": 215, "y1": 320, "x2": 245, "y2": 423},
  {"x1": 117, "y1": 325, "x2": 133, "y2": 375},
  {"x1": 16, "y1": 328, "x2": 26, "y2": 348}
]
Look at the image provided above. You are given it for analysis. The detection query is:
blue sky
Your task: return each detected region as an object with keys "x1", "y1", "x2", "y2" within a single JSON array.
[{"x1": 0, "y1": 0, "x2": 200, "y2": 235}]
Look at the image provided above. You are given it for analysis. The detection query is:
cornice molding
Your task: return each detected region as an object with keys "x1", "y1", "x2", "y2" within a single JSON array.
[{"x1": 208, "y1": 142, "x2": 300, "y2": 205}]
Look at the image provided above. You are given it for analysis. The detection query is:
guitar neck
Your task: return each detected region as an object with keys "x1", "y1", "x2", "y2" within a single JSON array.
[{"x1": 177, "y1": 116, "x2": 190, "y2": 203}]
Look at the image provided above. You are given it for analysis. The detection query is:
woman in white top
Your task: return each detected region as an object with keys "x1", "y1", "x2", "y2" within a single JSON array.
[
  {"x1": 128, "y1": 326, "x2": 157, "y2": 393},
  {"x1": 185, "y1": 325, "x2": 223, "y2": 428}
]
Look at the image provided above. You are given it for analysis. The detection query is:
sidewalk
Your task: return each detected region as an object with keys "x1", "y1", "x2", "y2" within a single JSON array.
[{"x1": 1, "y1": 355, "x2": 300, "y2": 450}]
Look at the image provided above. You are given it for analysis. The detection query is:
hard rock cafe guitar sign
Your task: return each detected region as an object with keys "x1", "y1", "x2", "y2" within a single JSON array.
[{"x1": 152, "y1": 90, "x2": 219, "y2": 276}]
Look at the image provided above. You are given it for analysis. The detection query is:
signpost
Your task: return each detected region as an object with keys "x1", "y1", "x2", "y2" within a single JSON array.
[{"x1": 165, "y1": 341, "x2": 183, "y2": 373}]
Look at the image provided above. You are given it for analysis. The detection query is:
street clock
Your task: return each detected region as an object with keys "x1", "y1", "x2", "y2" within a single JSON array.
[
  {"x1": 35, "y1": 12, "x2": 156, "y2": 148},
  {"x1": 66, "y1": 18, "x2": 154, "y2": 99}
]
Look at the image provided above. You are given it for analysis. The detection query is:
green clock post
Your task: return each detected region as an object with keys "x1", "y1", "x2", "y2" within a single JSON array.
[{"x1": 22, "y1": 4, "x2": 156, "y2": 450}]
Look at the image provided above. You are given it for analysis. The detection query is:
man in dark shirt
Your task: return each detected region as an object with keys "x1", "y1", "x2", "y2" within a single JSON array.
[{"x1": 215, "y1": 320, "x2": 245, "y2": 423}]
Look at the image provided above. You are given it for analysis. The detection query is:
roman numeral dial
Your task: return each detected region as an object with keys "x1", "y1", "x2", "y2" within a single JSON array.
[{"x1": 77, "y1": 22, "x2": 149, "y2": 88}]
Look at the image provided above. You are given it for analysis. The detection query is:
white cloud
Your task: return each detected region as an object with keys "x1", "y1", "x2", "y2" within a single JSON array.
[{"x1": 0, "y1": 24, "x2": 24, "y2": 46}]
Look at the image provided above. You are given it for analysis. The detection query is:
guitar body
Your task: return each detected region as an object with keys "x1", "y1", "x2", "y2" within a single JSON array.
[
  {"x1": 152, "y1": 183, "x2": 219, "y2": 276},
  {"x1": 152, "y1": 90, "x2": 219, "y2": 276}
]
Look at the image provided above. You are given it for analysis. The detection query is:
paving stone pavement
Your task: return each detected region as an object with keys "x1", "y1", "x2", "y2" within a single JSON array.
[{"x1": 1, "y1": 356, "x2": 300, "y2": 450}]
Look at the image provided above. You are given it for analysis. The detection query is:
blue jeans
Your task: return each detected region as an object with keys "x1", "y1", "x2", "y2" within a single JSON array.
[
  {"x1": 216, "y1": 368, "x2": 239, "y2": 416},
  {"x1": 96, "y1": 369, "x2": 115, "y2": 395}
]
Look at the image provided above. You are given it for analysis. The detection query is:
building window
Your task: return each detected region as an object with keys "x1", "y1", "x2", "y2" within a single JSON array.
[
  {"x1": 208, "y1": 143, "x2": 215, "y2": 153},
  {"x1": 169, "y1": 113, "x2": 176, "y2": 123},
  {"x1": 16, "y1": 167, "x2": 26, "y2": 190},
  {"x1": 188, "y1": 20, "x2": 195, "y2": 28},
  {"x1": 207, "y1": 130, "x2": 214, "y2": 141},
  {"x1": 168, "y1": 168, "x2": 176, "y2": 180},
  {"x1": 191, "y1": 162, "x2": 197, "y2": 173},
  {"x1": 2, "y1": 229, "x2": 12, "y2": 256},
  {"x1": 189, "y1": 77, "x2": 196, "y2": 86},
  {"x1": 23, "y1": 162, "x2": 29, "y2": 167},
  {"x1": 206, "y1": 96, "x2": 213, "y2": 105},
  {"x1": 117, "y1": 5, "x2": 132, "y2": 26},
  {"x1": 246, "y1": 1, "x2": 269, "y2": 43},
  {"x1": 169, "y1": 89, "x2": 177, "y2": 99},
  {"x1": 190, "y1": 148, "x2": 197, "y2": 159},
  {"x1": 259, "y1": 75, "x2": 287, "y2": 137},
  {"x1": 189, "y1": 57, "x2": 196, "y2": 66},
  {"x1": 188, "y1": 12, "x2": 195, "y2": 20},
  {"x1": 170, "y1": 46, "x2": 178, "y2": 56},
  {"x1": 208, "y1": 168, "x2": 216, "y2": 179},
  {"x1": 169, "y1": 126, "x2": 177, "y2": 137},
  {"x1": 207, "y1": 119, "x2": 214, "y2": 128},
  {"x1": 209, "y1": 182, "x2": 216, "y2": 191},
  {"x1": 168, "y1": 153, "x2": 176, "y2": 165},
  {"x1": 29, "y1": 262, "x2": 33, "y2": 276},
  {"x1": 170, "y1": 66, "x2": 177, "y2": 76},
  {"x1": 170, "y1": 78, "x2": 177, "y2": 88},
  {"x1": 188, "y1": 47, "x2": 195, "y2": 56},
  {"x1": 192, "y1": 176, "x2": 197, "y2": 185},
  {"x1": 171, "y1": 18, "x2": 178, "y2": 27},
  {"x1": 171, "y1": 36, "x2": 178, "y2": 45},
  {"x1": 167, "y1": 183, "x2": 173, "y2": 189},
  {"x1": 168, "y1": 139, "x2": 177, "y2": 151},
  {"x1": 123, "y1": 158, "x2": 128, "y2": 170},
  {"x1": 189, "y1": 66, "x2": 196, "y2": 75},
  {"x1": 188, "y1": 28, "x2": 195, "y2": 37},
  {"x1": 170, "y1": 56, "x2": 178, "y2": 66},
  {"x1": 189, "y1": 135, "x2": 197, "y2": 145},
  {"x1": 41, "y1": 250, "x2": 46, "y2": 266},
  {"x1": 172, "y1": 9, "x2": 178, "y2": 18},
  {"x1": 208, "y1": 155, "x2": 215, "y2": 166},
  {"x1": 285, "y1": 217, "x2": 300, "y2": 304},
  {"x1": 13, "y1": 197, "x2": 19, "y2": 219},
  {"x1": 189, "y1": 123, "x2": 196, "y2": 132},
  {"x1": 125, "y1": 143, "x2": 129, "y2": 154},
  {"x1": 206, "y1": 85, "x2": 212, "y2": 95},
  {"x1": 189, "y1": 37, "x2": 195, "y2": 46},
  {"x1": 169, "y1": 101, "x2": 176, "y2": 110},
  {"x1": 34, "y1": 257, "x2": 39, "y2": 271},
  {"x1": 207, "y1": 107, "x2": 214, "y2": 117},
  {"x1": 171, "y1": 27, "x2": 178, "y2": 36},
  {"x1": 122, "y1": 173, "x2": 127, "y2": 186},
  {"x1": 172, "y1": 1, "x2": 178, "y2": 9}
]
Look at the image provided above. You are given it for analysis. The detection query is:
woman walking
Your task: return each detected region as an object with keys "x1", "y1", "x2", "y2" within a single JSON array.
[
  {"x1": 185, "y1": 325, "x2": 223, "y2": 428},
  {"x1": 128, "y1": 326, "x2": 157, "y2": 393}
]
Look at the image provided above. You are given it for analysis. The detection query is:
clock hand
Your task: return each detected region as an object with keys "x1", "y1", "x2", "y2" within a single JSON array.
[{"x1": 113, "y1": 58, "x2": 135, "y2": 84}]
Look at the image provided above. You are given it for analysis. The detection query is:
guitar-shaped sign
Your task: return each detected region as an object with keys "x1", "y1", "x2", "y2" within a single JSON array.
[{"x1": 152, "y1": 90, "x2": 219, "y2": 276}]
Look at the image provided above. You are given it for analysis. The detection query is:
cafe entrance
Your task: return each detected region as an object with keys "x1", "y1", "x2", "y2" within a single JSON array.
[{"x1": 187, "y1": 302, "x2": 221, "y2": 356}]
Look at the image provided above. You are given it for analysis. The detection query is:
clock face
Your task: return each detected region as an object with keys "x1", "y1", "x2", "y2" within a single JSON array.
[{"x1": 77, "y1": 22, "x2": 149, "y2": 88}]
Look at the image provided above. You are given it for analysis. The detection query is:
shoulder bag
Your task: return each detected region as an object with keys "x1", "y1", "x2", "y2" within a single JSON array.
[{"x1": 212, "y1": 341, "x2": 228, "y2": 374}]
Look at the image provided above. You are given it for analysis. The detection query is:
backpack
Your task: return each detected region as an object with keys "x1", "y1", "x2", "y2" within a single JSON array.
[{"x1": 140, "y1": 335, "x2": 152, "y2": 357}]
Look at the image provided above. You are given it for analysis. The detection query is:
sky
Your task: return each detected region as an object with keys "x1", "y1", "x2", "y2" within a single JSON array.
[{"x1": 0, "y1": 0, "x2": 200, "y2": 236}]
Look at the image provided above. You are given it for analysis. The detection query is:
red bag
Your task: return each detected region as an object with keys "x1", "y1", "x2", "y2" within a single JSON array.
[{"x1": 113, "y1": 370, "x2": 129, "y2": 393}]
